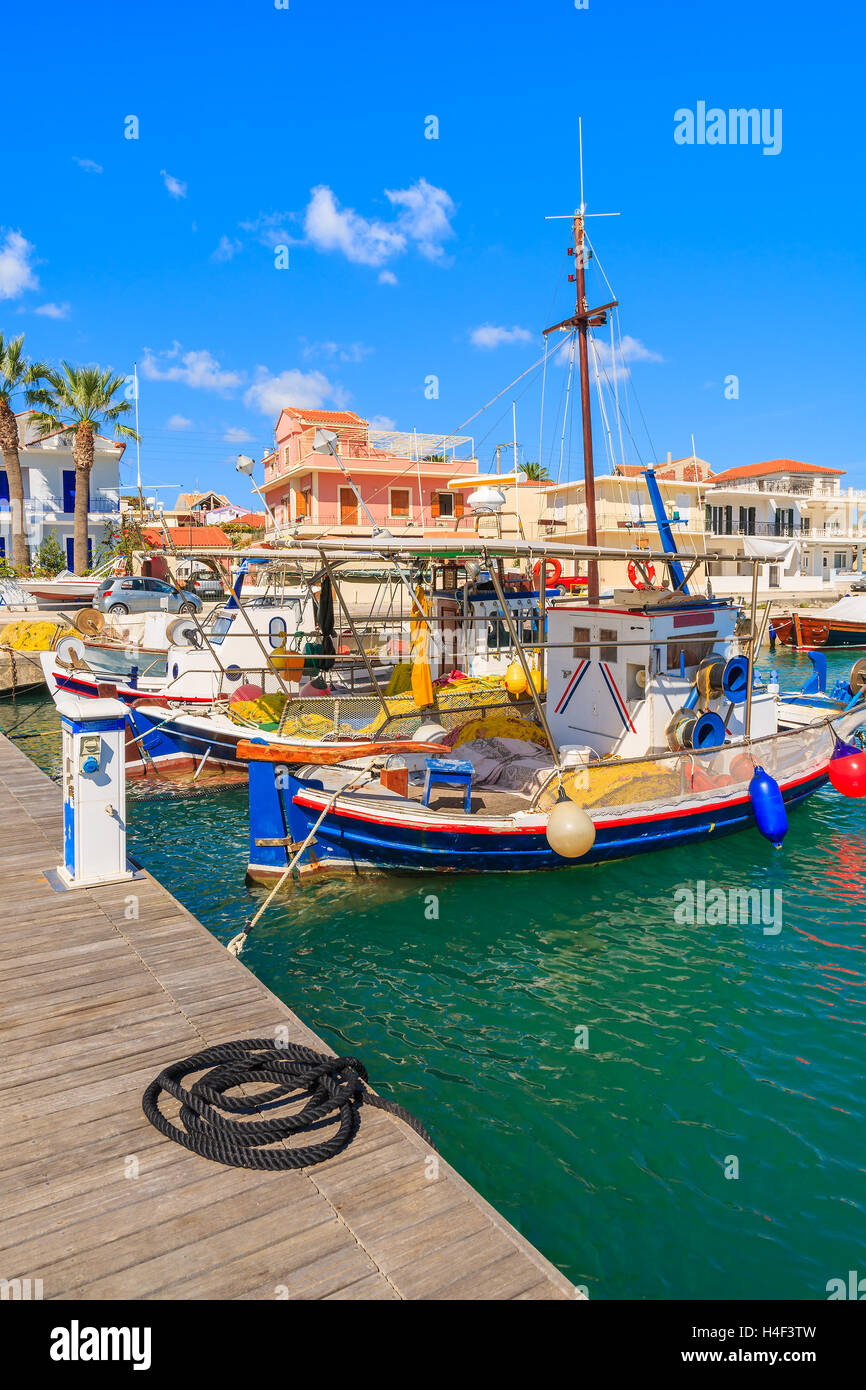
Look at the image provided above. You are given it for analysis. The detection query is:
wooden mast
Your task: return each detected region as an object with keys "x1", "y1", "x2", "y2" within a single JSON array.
[
  {"x1": 544, "y1": 135, "x2": 618, "y2": 602},
  {"x1": 543, "y1": 239, "x2": 616, "y2": 602},
  {"x1": 574, "y1": 209, "x2": 599, "y2": 600}
]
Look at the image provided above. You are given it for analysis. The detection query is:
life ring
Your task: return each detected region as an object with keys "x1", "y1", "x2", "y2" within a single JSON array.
[
  {"x1": 533, "y1": 558, "x2": 563, "y2": 586},
  {"x1": 627, "y1": 558, "x2": 656, "y2": 590}
]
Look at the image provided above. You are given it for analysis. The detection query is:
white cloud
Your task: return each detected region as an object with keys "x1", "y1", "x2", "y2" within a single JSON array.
[
  {"x1": 304, "y1": 185, "x2": 406, "y2": 267},
  {"x1": 243, "y1": 368, "x2": 340, "y2": 417},
  {"x1": 470, "y1": 323, "x2": 533, "y2": 350},
  {"x1": 238, "y1": 211, "x2": 300, "y2": 249},
  {"x1": 224, "y1": 426, "x2": 254, "y2": 442},
  {"x1": 0, "y1": 230, "x2": 38, "y2": 300},
  {"x1": 302, "y1": 178, "x2": 455, "y2": 269},
  {"x1": 166, "y1": 414, "x2": 193, "y2": 430},
  {"x1": 73, "y1": 157, "x2": 103, "y2": 174},
  {"x1": 384, "y1": 178, "x2": 456, "y2": 262},
  {"x1": 142, "y1": 343, "x2": 242, "y2": 392},
  {"x1": 34, "y1": 301, "x2": 70, "y2": 320},
  {"x1": 301, "y1": 339, "x2": 373, "y2": 364},
  {"x1": 369, "y1": 415, "x2": 396, "y2": 430},
  {"x1": 160, "y1": 169, "x2": 187, "y2": 199},
  {"x1": 378, "y1": 270, "x2": 398, "y2": 286},
  {"x1": 211, "y1": 235, "x2": 242, "y2": 263},
  {"x1": 589, "y1": 333, "x2": 663, "y2": 381}
]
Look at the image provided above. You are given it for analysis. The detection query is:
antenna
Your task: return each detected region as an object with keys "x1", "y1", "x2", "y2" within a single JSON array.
[{"x1": 579, "y1": 115, "x2": 584, "y2": 213}]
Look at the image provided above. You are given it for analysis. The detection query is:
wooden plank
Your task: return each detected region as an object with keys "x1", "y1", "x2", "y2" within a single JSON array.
[{"x1": 0, "y1": 731, "x2": 577, "y2": 1301}]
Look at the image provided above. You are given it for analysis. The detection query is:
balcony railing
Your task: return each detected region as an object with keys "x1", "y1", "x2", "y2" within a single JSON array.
[
  {"x1": 706, "y1": 521, "x2": 860, "y2": 538},
  {"x1": 23, "y1": 493, "x2": 121, "y2": 516}
]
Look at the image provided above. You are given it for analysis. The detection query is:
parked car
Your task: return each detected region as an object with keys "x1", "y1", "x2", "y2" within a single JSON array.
[
  {"x1": 184, "y1": 571, "x2": 227, "y2": 602},
  {"x1": 94, "y1": 577, "x2": 203, "y2": 616}
]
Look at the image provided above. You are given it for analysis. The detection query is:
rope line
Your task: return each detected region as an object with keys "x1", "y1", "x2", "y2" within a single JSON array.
[{"x1": 142, "y1": 1038, "x2": 434, "y2": 1169}]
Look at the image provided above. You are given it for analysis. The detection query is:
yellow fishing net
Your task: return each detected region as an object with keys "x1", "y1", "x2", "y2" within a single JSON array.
[
  {"x1": 226, "y1": 692, "x2": 289, "y2": 728},
  {"x1": 0, "y1": 620, "x2": 74, "y2": 652},
  {"x1": 533, "y1": 758, "x2": 681, "y2": 813},
  {"x1": 451, "y1": 714, "x2": 548, "y2": 748}
]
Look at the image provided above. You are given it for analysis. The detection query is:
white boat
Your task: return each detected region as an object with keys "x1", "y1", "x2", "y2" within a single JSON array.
[{"x1": 41, "y1": 580, "x2": 320, "y2": 706}]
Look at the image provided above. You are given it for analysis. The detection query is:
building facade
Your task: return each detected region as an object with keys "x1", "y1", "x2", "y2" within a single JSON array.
[
  {"x1": 1, "y1": 412, "x2": 123, "y2": 569},
  {"x1": 701, "y1": 459, "x2": 866, "y2": 586},
  {"x1": 532, "y1": 456, "x2": 866, "y2": 595},
  {"x1": 260, "y1": 407, "x2": 479, "y2": 537}
]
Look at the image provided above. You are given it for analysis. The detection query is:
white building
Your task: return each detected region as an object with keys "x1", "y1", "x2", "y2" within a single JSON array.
[
  {"x1": 703, "y1": 459, "x2": 866, "y2": 590},
  {"x1": 1, "y1": 411, "x2": 124, "y2": 568}
]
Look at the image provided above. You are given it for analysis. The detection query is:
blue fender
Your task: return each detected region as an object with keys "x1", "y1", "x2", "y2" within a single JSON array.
[{"x1": 748, "y1": 764, "x2": 788, "y2": 847}]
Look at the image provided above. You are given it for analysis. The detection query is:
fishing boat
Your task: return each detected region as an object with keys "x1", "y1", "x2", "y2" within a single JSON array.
[
  {"x1": 241, "y1": 187, "x2": 866, "y2": 883},
  {"x1": 243, "y1": 553, "x2": 865, "y2": 879},
  {"x1": 772, "y1": 595, "x2": 866, "y2": 650},
  {"x1": 113, "y1": 541, "x2": 561, "y2": 777},
  {"x1": 39, "y1": 560, "x2": 323, "y2": 708}
]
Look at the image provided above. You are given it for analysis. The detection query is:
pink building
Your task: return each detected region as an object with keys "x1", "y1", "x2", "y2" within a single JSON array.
[{"x1": 261, "y1": 407, "x2": 478, "y2": 536}]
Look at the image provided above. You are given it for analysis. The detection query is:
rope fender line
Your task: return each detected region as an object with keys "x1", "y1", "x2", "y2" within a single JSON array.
[{"x1": 142, "y1": 1037, "x2": 435, "y2": 1169}]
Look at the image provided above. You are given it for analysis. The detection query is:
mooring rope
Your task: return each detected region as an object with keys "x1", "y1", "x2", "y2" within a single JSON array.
[{"x1": 142, "y1": 1038, "x2": 434, "y2": 1168}]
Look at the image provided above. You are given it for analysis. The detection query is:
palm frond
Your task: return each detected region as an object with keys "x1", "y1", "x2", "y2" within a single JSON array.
[{"x1": 28, "y1": 410, "x2": 68, "y2": 439}]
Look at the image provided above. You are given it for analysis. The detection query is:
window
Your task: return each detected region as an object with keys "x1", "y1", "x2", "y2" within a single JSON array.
[
  {"x1": 572, "y1": 625, "x2": 591, "y2": 660},
  {"x1": 209, "y1": 616, "x2": 234, "y2": 645},
  {"x1": 435, "y1": 491, "x2": 454, "y2": 518},
  {"x1": 667, "y1": 636, "x2": 716, "y2": 671},
  {"x1": 599, "y1": 628, "x2": 618, "y2": 663},
  {"x1": 834, "y1": 552, "x2": 847, "y2": 569},
  {"x1": 390, "y1": 488, "x2": 411, "y2": 519},
  {"x1": 269, "y1": 616, "x2": 288, "y2": 647}
]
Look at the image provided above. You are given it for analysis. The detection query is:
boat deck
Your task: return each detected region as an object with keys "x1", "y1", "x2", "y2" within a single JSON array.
[{"x1": 0, "y1": 731, "x2": 577, "y2": 1301}]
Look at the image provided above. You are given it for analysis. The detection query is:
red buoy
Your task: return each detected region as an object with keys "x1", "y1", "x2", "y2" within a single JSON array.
[{"x1": 828, "y1": 747, "x2": 866, "y2": 798}]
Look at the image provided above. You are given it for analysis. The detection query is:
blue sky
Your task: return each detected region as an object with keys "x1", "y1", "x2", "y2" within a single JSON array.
[{"x1": 3, "y1": 0, "x2": 865, "y2": 503}]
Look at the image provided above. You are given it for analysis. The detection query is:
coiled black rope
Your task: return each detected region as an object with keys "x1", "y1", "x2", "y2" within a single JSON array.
[{"x1": 142, "y1": 1038, "x2": 434, "y2": 1169}]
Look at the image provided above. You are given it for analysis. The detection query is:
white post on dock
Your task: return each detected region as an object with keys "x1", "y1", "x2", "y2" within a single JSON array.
[{"x1": 46, "y1": 694, "x2": 139, "y2": 891}]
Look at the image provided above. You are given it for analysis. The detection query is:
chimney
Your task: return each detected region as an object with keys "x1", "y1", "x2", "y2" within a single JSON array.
[{"x1": 667, "y1": 452, "x2": 672, "y2": 464}]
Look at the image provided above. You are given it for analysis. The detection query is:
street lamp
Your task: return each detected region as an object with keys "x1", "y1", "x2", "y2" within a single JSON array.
[{"x1": 235, "y1": 453, "x2": 282, "y2": 538}]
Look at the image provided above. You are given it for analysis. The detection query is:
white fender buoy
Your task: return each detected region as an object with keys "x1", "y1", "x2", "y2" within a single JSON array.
[{"x1": 545, "y1": 796, "x2": 596, "y2": 859}]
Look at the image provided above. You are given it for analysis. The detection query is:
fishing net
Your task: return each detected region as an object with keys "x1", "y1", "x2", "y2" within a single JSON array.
[{"x1": 532, "y1": 719, "x2": 840, "y2": 815}]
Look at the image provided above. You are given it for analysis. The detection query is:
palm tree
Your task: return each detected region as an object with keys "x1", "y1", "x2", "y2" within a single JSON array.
[
  {"x1": 29, "y1": 364, "x2": 139, "y2": 574},
  {"x1": 518, "y1": 460, "x2": 551, "y2": 482},
  {"x1": 0, "y1": 334, "x2": 48, "y2": 570}
]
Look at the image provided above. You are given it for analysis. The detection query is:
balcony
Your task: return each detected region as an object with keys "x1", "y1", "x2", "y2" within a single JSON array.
[
  {"x1": 264, "y1": 428, "x2": 477, "y2": 486},
  {"x1": 0, "y1": 496, "x2": 121, "y2": 520},
  {"x1": 705, "y1": 521, "x2": 862, "y2": 539}
]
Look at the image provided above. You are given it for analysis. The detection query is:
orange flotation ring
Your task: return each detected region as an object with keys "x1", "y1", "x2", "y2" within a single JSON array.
[
  {"x1": 533, "y1": 558, "x2": 563, "y2": 586},
  {"x1": 627, "y1": 558, "x2": 656, "y2": 590}
]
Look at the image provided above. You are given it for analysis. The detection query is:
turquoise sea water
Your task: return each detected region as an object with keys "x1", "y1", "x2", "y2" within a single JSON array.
[{"x1": 4, "y1": 645, "x2": 865, "y2": 1300}]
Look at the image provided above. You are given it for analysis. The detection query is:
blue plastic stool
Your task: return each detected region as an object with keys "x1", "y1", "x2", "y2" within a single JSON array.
[{"x1": 422, "y1": 758, "x2": 473, "y2": 811}]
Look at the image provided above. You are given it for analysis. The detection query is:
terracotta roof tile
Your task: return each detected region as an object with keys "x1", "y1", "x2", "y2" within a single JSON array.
[
  {"x1": 142, "y1": 526, "x2": 232, "y2": 548},
  {"x1": 711, "y1": 459, "x2": 845, "y2": 483}
]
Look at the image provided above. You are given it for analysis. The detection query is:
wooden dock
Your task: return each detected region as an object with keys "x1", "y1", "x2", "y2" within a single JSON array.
[{"x1": 0, "y1": 732, "x2": 576, "y2": 1301}]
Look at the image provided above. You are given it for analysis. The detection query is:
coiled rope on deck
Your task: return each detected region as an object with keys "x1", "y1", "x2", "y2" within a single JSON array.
[{"x1": 142, "y1": 1038, "x2": 434, "y2": 1169}]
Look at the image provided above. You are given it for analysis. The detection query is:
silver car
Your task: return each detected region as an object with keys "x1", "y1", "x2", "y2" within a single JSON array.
[{"x1": 95, "y1": 576, "x2": 202, "y2": 616}]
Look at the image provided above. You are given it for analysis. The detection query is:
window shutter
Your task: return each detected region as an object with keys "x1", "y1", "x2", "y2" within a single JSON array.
[
  {"x1": 431, "y1": 492, "x2": 440, "y2": 518},
  {"x1": 454, "y1": 493, "x2": 464, "y2": 518}
]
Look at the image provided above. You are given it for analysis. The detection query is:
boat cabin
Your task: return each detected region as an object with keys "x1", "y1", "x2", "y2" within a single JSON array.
[{"x1": 546, "y1": 592, "x2": 777, "y2": 758}]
